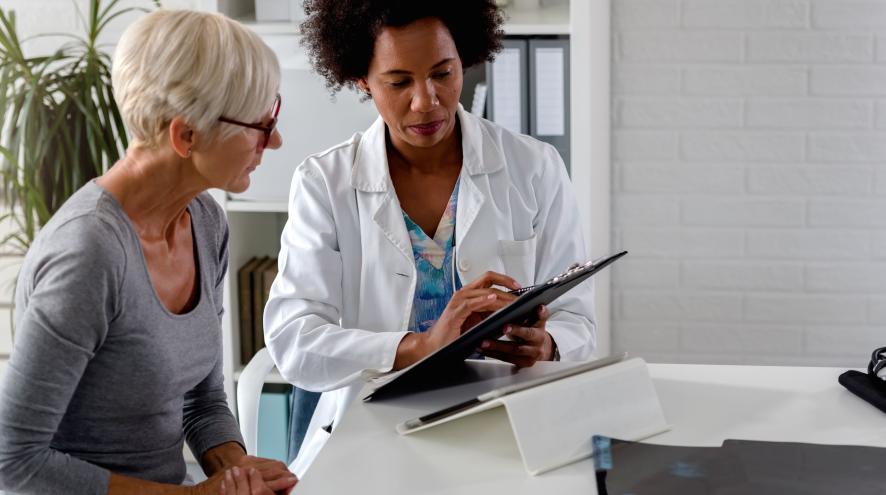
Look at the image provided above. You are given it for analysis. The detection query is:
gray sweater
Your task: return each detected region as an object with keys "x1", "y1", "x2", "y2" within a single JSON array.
[{"x1": 0, "y1": 182, "x2": 244, "y2": 494}]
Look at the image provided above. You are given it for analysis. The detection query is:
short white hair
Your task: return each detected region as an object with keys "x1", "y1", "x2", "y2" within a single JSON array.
[{"x1": 112, "y1": 9, "x2": 281, "y2": 148}]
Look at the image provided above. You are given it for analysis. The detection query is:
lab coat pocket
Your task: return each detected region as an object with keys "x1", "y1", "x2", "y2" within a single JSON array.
[{"x1": 498, "y1": 236, "x2": 537, "y2": 287}]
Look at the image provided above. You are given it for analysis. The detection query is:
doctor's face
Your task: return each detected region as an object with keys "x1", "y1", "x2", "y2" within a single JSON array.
[{"x1": 360, "y1": 17, "x2": 463, "y2": 152}]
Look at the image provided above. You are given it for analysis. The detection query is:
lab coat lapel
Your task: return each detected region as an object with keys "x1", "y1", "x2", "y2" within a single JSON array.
[
  {"x1": 455, "y1": 173, "x2": 484, "y2": 249},
  {"x1": 455, "y1": 106, "x2": 504, "y2": 249},
  {"x1": 351, "y1": 116, "x2": 413, "y2": 264}
]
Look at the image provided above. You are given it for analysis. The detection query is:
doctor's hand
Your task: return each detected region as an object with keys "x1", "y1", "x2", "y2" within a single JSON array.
[
  {"x1": 479, "y1": 305, "x2": 556, "y2": 368},
  {"x1": 394, "y1": 271, "x2": 520, "y2": 369}
]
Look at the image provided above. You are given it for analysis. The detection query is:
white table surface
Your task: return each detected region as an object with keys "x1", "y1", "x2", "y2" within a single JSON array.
[{"x1": 294, "y1": 362, "x2": 886, "y2": 494}]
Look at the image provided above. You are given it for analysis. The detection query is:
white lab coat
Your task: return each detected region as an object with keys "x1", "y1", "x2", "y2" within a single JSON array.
[{"x1": 264, "y1": 106, "x2": 596, "y2": 477}]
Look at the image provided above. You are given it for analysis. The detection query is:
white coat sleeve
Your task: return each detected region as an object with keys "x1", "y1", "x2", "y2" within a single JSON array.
[
  {"x1": 263, "y1": 163, "x2": 408, "y2": 392},
  {"x1": 532, "y1": 144, "x2": 597, "y2": 360}
]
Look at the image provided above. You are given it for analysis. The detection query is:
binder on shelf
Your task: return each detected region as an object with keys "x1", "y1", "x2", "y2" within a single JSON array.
[
  {"x1": 259, "y1": 259, "x2": 278, "y2": 349},
  {"x1": 486, "y1": 38, "x2": 529, "y2": 134},
  {"x1": 397, "y1": 357, "x2": 669, "y2": 476},
  {"x1": 251, "y1": 257, "x2": 277, "y2": 354},
  {"x1": 470, "y1": 82, "x2": 488, "y2": 117},
  {"x1": 237, "y1": 256, "x2": 266, "y2": 365},
  {"x1": 529, "y1": 38, "x2": 570, "y2": 171},
  {"x1": 257, "y1": 383, "x2": 292, "y2": 463},
  {"x1": 485, "y1": 37, "x2": 571, "y2": 173}
]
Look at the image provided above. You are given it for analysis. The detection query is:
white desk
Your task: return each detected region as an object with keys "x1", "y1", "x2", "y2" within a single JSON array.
[{"x1": 294, "y1": 363, "x2": 886, "y2": 494}]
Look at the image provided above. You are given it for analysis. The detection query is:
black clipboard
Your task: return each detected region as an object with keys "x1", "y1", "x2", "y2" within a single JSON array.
[{"x1": 363, "y1": 250, "x2": 628, "y2": 402}]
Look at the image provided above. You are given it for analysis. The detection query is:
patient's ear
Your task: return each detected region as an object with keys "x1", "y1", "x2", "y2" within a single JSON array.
[{"x1": 168, "y1": 117, "x2": 195, "y2": 158}]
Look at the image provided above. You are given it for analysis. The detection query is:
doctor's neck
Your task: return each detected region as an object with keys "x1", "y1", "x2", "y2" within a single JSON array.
[{"x1": 385, "y1": 121, "x2": 463, "y2": 174}]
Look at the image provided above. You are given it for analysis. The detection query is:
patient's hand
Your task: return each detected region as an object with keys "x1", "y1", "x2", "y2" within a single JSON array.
[
  {"x1": 219, "y1": 466, "x2": 296, "y2": 494},
  {"x1": 195, "y1": 455, "x2": 297, "y2": 495}
]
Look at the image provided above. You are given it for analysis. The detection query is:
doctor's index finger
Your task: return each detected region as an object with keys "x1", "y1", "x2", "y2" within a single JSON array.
[
  {"x1": 464, "y1": 271, "x2": 521, "y2": 291},
  {"x1": 452, "y1": 286, "x2": 516, "y2": 303}
]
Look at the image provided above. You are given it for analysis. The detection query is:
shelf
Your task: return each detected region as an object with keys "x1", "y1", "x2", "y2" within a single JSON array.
[
  {"x1": 503, "y1": 3, "x2": 570, "y2": 35},
  {"x1": 233, "y1": 367, "x2": 289, "y2": 385},
  {"x1": 235, "y1": 16, "x2": 301, "y2": 36},
  {"x1": 225, "y1": 200, "x2": 289, "y2": 213}
]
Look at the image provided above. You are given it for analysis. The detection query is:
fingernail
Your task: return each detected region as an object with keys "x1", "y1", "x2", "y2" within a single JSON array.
[
  {"x1": 481, "y1": 341, "x2": 490, "y2": 349},
  {"x1": 233, "y1": 467, "x2": 240, "y2": 477},
  {"x1": 514, "y1": 282, "x2": 522, "y2": 289},
  {"x1": 225, "y1": 470, "x2": 233, "y2": 481},
  {"x1": 504, "y1": 325, "x2": 512, "y2": 335},
  {"x1": 488, "y1": 293, "x2": 496, "y2": 299},
  {"x1": 249, "y1": 468, "x2": 256, "y2": 476}
]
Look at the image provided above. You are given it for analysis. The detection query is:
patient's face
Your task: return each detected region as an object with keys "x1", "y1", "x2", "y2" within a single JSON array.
[
  {"x1": 360, "y1": 17, "x2": 464, "y2": 153},
  {"x1": 195, "y1": 106, "x2": 283, "y2": 193}
]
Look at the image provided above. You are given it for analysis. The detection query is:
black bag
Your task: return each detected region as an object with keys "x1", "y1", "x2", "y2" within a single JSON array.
[{"x1": 838, "y1": 345, "x2": 886, "y2": 414}]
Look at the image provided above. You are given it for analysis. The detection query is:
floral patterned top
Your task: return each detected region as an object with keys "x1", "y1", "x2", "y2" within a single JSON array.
[{"x1": 404, "y1": 181, "x2": 462, "y2": 333}]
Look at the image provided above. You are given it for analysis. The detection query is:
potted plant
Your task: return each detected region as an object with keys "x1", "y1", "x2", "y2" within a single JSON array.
[
  {"x1": 0, "y1": 0, "x2": 158, "y2": 341},
  {"x1": 0, "y1": 0, "x2": 159, "y2": 255}
]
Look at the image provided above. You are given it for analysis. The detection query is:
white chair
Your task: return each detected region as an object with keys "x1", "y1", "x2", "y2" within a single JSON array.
[
  {"x1": 237, "y1": 348, "x2": 320, "y2": 479},
  {"x1": 236, "y1": 347, "x2": 277, "y2": 455}
]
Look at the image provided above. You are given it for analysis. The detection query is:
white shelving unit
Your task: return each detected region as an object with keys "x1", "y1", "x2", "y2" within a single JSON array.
[
  {"x1": 225, "y1": 200, "x2": 288, "y2": 213},
  {"x1": 502, "y1": 3, "x2": 570, "y2": 35},
  {"x1": 202, "y1": 0, "x2": 611, "y2": 412}
]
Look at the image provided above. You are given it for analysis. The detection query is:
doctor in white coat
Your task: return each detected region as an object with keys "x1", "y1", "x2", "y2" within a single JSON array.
[{"x1": 264, "y1": 0, "x2": 596, "y2": 477}]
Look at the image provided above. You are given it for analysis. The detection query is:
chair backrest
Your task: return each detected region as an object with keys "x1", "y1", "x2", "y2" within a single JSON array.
[{"x1": 236, "y1": 347, "x2": 277, "y2": 454}]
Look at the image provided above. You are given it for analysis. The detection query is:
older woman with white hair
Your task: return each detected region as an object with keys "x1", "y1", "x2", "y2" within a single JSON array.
[{"x1": 0, "y1": 9, "x2": 294, "y2": 495}]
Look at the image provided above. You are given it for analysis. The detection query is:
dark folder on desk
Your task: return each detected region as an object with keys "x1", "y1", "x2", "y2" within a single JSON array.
[
  {"x1": 593, "y1": 436, "x2": 886, "y2": 495},
  {"x1": 364, "y1": 251, "x2": 628, "y2": 402}
]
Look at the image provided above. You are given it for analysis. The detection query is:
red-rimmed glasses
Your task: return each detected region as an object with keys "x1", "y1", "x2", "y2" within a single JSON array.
[{"x1": 218, "y1": 93, "x2": 281, "y2": 148}]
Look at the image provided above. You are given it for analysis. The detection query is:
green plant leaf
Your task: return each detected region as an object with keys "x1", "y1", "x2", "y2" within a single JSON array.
[{"x1": 0, "y1": 0, "x2": 156, "y2": 252}]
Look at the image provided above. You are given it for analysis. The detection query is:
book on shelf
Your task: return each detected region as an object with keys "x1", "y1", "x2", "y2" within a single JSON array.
[
  {"x1": 254, "y1": 257, "x2": 278, "y2": 354},
  {"x1": 237, "y1": 256, "x2": 278, "y2": 366},
  {"x1": 237, "y1": 256, "x2": 266, "y2": 365}
]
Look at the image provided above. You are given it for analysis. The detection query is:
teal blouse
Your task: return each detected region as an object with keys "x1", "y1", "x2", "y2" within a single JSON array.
[{"x1": 404, "y1": 181, "x2": 462, "y2": 333}]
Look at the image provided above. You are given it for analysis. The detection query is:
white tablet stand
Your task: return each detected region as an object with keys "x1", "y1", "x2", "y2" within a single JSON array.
[{"x1": 399, "y1": 357, "x2": 670, "y2": 475}]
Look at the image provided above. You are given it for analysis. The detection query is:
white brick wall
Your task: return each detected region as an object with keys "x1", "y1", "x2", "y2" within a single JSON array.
[
  {"x1": 682, "y1": 0, "x2": 808, "y2": 29},
  {"x1": 681, "y1": 131, "x2": 806, "y2": 161},
  {"x1": 613, "y1": 0, "x2": 886, "y2": 367}
]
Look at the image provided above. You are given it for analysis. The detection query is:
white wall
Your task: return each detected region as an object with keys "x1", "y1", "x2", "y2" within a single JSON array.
[{"x1": 611, "y1": 0, "x2": 886, "y2": 367}]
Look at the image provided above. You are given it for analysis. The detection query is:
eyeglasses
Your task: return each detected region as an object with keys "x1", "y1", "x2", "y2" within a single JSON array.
[
  {"x1": 218, "y1": 93, "x2": 281, "y2": 148},
  {"x1": 869, "y1": 346, "x2": 886, "y2": 379}
]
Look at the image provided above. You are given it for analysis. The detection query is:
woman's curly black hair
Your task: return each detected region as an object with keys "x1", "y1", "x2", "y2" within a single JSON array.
[{"x1": 300, "y1": 0, "x2": 504, "y2": 94}]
